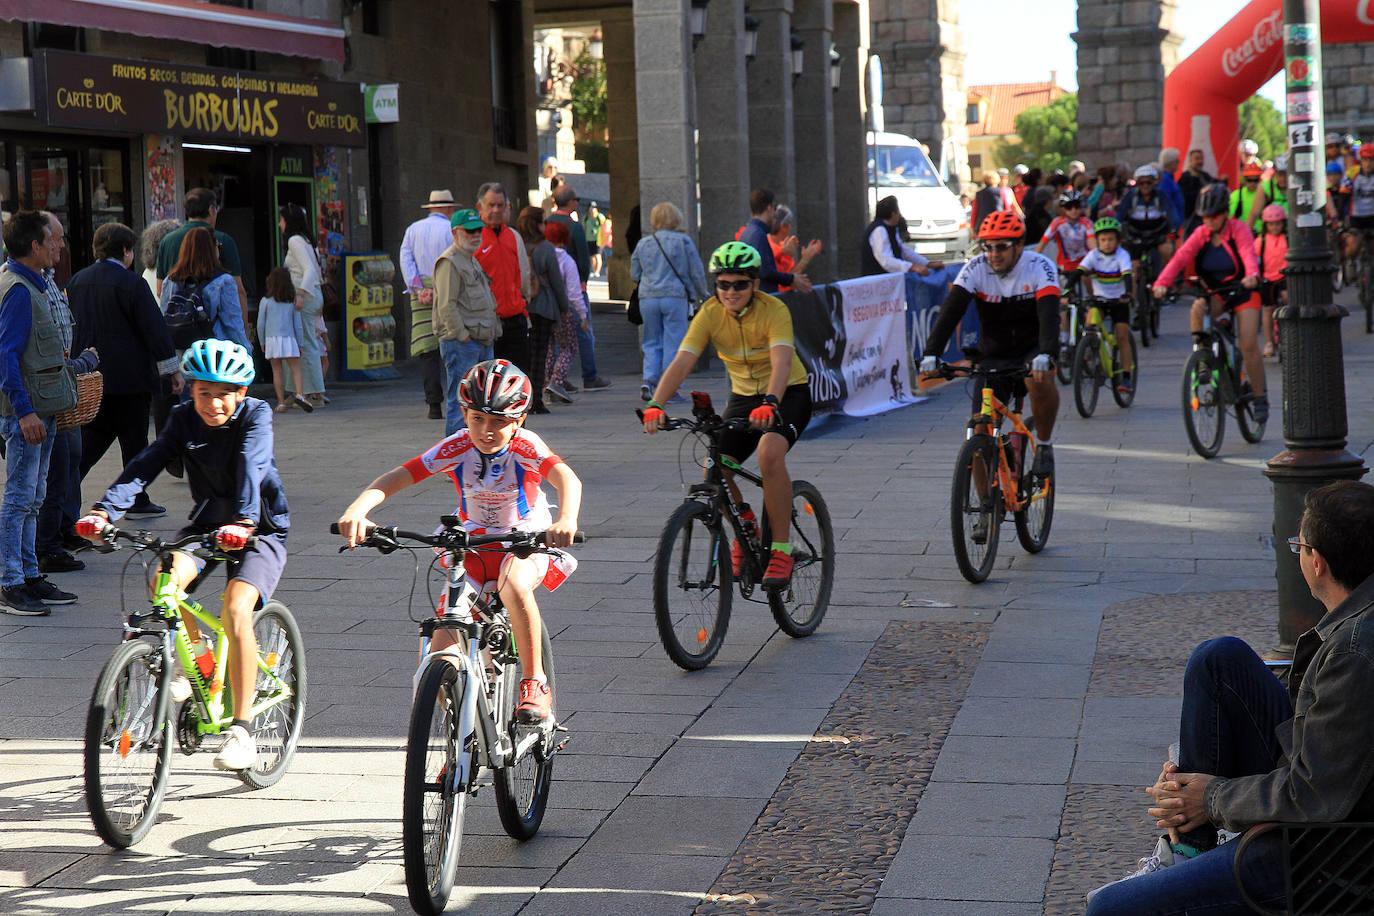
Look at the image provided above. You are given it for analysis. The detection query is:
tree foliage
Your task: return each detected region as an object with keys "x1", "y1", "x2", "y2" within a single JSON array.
[
  {"x1": 1239, "y1": 95, "x2": 1285, "y2": 163},
  {"x1": 568, "y1": 51, "x2": 607, "y2": 144},
  {"x1": 995, "y1": 93, "x2": 1078, "y2": 173}
]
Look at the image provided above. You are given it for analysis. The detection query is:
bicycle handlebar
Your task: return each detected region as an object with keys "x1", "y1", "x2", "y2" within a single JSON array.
[
  {"x1": 937, "y1": 364, "x2": 1032, "y2": 380},
  {"x1": 329, "y1": 522, "x2": 585, "y2": 553},
  {"x1": 635, "y1": 408, "x2": 753, "y2": 434},
  {"x1": 95, "y1": 524, "x2": 258, "y2": 556}
]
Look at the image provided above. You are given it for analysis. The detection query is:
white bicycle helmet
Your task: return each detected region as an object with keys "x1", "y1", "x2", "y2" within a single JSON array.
[
  {"x1": 1241, "y1": 139, "x2": 1260, "y2": 156},
  {"x1": 1133, "y1": 164, "x2": 1160, "y2": 181}
]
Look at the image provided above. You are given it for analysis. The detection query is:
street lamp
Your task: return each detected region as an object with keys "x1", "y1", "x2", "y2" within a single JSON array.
[
  {"x1": 829, "y1": 42, "x2": 841, "y2": 92},
  {"x1": 790, "y1": 31, "x2": 804, "y2": 83},
  {"x1": 1265, "y1": 0, "x2": 1367, "y2": 654},
  {"x1": 690, "y1": 0, "x2": 710, "y2": 48},
  {"x1": 743, "y1": 14, "x2": 760, "y2": 61}
]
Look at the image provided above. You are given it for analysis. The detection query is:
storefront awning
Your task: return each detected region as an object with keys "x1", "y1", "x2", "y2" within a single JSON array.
[{"x1": 2, "y1": 0, "x2": 345, "y2": 64}]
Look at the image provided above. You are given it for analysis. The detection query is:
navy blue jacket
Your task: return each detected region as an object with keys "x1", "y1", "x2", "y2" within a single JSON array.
[
  {"x1": 97, "y1": 397, "x2": 289, "y2": 534},
  {"x1": 738, "y1": 217, "x2": 792, "y2": 294},
  {"x1": 68, "y1": 260, "x2": 175, "y2": 397}
]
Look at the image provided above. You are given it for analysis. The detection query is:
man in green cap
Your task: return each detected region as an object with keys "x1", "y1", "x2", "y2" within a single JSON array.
[{"x1": 432, "y1": 209, "x2": 500, "y2": 436}]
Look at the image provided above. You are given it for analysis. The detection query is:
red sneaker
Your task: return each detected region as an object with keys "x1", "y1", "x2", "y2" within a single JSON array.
[
  {"x1": 761, "y1": 550, "x2": 794, "y2": 589},
  {"x1": 516, "y1": 678, "x2": 553, "y2": 725},
  {"x1": 731, "y1": 538, "x2": 745, "y2": 578}
]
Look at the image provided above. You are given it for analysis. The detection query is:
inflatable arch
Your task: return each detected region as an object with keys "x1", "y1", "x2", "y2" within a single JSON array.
[{"x1": 1162, "y1": 0, "x2": 1374, "y2": 182}]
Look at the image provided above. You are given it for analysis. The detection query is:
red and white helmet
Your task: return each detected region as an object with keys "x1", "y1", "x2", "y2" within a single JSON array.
[{"x1": 458, "y1": 359, "x2": 532, "y2": 418}]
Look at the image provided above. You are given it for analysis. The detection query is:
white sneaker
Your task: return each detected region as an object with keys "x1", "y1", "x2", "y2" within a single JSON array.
[
  {"x1": 1086, "y1": 836, "x2": 1177, "y2": 905},
  {"x1": 213, "y1": 724, "x2": 257, "y2": 771}
]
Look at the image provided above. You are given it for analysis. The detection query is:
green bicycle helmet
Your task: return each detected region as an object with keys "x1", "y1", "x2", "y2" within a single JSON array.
[
  {"x1": 1094, "y1": 216, "x2": 1121, "y2": 234},
  {"x1": 709, "y1": 241, "x2": 762, "y2": 275},
  {"x1": 181, "y1": 338, "x2": 255, "y2": 386}
]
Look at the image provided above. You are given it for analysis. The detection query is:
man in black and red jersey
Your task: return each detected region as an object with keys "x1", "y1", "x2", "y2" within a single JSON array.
[{"x1": 919, "y1": 210, "x2": 1062, "y2": 479}]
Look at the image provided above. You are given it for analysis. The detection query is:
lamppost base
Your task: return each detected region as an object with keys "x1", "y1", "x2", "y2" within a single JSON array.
[{"x1": 1264, "y1": 448, "x2": 1367, "y2": 655}]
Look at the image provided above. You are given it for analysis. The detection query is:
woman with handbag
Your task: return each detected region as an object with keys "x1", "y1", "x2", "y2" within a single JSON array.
[
  {"x1": 630, "y1": 202, "x2": 709, "y2": 402},
  {"x1": 279, "y1": 204, "x2": 328, "y2": 408},
  {"x1": 516, "y1": 206, "x2": 570, "y2": 414}
]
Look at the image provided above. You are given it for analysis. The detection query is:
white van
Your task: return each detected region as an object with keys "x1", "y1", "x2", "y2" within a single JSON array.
[{"x1": 867, "y1": 131, "x2": 970, "y2": 259}]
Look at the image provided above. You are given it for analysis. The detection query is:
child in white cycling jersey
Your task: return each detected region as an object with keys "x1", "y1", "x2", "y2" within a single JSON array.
[
  {"x1": 336, "y1": 359, "x2": 581, "y2": 725},
  {"x1": 1069, "y1": 217, "x2": 1135, "y2": 394}
]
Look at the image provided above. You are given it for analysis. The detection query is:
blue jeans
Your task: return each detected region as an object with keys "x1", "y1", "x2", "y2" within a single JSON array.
[
  {"x1": 440, "y1": 338, "x2": 493, "y2": 437},
  {"x1": 38, "y1": 425, "x2": 81, "y2": 555},
  {"x1": 1, "y1": 415, "x2": 57, "y2": 587},
  {"x1": 578, "y1": 293, "x2": 598, "y2": 383},
  {"x1": 1086, "y1": 637, "x2": 1292, "y2": 915},
  {"x1": 639, "y1": 296, "x2": 689, "y2": 387}
]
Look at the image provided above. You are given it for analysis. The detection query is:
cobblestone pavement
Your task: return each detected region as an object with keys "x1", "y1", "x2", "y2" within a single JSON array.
[{"x1": 2, "y1": 293, "x2": 1373, "y2": 914}]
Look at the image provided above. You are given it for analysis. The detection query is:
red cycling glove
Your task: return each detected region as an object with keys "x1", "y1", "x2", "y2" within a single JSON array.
[
  {"x1": 214, "y1": 524, "x2": 254, "y2": 551},
  {"x1": 76, "y1": 514, "x2": 108, "y2": 540},
  {"x1": 642, "y1": 406, "x2": 666, "y2": 428},
  {"x1": 749, "y1": 401, "x2": 781, "y2": 428}
]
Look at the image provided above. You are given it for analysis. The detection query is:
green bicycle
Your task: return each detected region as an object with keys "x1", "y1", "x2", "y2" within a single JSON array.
[
  {"x1": 1071, "y1": 297, "x2": 1139, "y2": 418},
  {"x1": 83, "y1": 525, "x2": 306, "y2": 848}
]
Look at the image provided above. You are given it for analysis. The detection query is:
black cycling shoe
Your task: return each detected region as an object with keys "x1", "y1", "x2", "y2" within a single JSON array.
[
  {"x1": 1252, "y1": 396, "x2": 1270, "y2": 424},
  {"x1": 1032, "y1": 444, "x2": 1055, "y2": 478}
]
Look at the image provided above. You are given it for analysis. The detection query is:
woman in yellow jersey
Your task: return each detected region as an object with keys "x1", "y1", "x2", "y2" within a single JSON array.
[{"x1": 641, "y1": 242, "x2": 811, "y2": 588}]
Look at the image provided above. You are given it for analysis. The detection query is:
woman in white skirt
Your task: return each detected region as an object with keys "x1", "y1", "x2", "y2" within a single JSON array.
[
  {"x1": 258, "y1": 267, "x2": 313, "y2": 414},
  {"x1": 280, "y1": 203, "x2": 328, "y2": 406}
]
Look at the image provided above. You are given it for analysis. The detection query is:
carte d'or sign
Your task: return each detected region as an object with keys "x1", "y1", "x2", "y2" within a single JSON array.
[{"x1": 37, "y1": 50, "x2": 364, "y2": 147}]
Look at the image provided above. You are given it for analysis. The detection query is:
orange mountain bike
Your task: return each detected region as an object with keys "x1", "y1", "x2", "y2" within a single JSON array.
[{"x1": 939, "y1": 364, "x2": 1055, "y2": 583}]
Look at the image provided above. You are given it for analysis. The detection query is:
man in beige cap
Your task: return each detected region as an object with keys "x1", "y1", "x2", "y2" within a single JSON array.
[{"x1": 400, "y1": 190, "x2": 458, "y2": 419}]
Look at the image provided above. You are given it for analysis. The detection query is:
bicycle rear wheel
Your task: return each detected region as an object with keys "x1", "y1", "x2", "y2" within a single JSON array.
[
  {"x1": 1071, "y1": 333, "x2": 1101, "y2": 418},
  {"x1": 653, "y1": 501, "x2": 732, "y2": 670},
  {"x1": 1236, "y1": 381, "x2": 1266, "y2": 445},
  {"x1": 239, "y1": 601, "x2": 307, "y2": 790},
  {"x1": 1014, "y1": 424, "x2": 1055, "y2": 554},
  {"x1": 403, "y1": 659, "x2": 470, "y2": 916},
  {"x1": 951, "y1": 434, "x2": 1001, "y2": 584},
  {"x1": 1136, "y1": 282, "x2": 1153, "y2": 349},
  {"x1": 763, "y1": 480, "x2": 834, "y2": 638},
  {"x1": 1056, "y1": 311, "x2": 1074, "y2": 385},
  {"x1": 84, "y1": 636, "x2": 173, "y2": 848},
  {"x1": 1182, "y1": 349, "x2": 1226, "y2": 459},
  {"x1": 493, "y1": 623, "x2": 556, "y2": 840},
  {"x1": 1111, "y1": 330, "x2": 1138, "y2": 408}
]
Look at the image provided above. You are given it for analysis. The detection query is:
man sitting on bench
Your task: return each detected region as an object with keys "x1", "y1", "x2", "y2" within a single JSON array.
[{"x1": 1087, "y1": 480, "x2": 1374, "y2": 914}]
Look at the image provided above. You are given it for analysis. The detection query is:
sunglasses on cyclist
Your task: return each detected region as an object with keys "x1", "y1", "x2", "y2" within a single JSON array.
[
  {"x1": 984, "y1": 241, "x2": 1017, "y2": 252},
  {"x1": 1287, "y1": 536, "x2": 1314, "y2": 556},
  {"x1": 715, "y1": 279, "x2": 753, "y2": 292},
  {"x1": 1245, "y1": 177, "x2": 1260, "y2": 183}
]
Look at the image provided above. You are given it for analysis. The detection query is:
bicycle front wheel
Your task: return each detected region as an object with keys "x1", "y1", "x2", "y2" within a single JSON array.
[
  {"x1": 493, "y1": 623, "x2": 556, "y2": 840},
  {"x1": 1071, "y1": 333, "x2": 1101, "y2": 418},
  {"x1": 1182, "y1": 349, "x2": 1225, "y2": 459},
  {"x1": 239, "y1": 601, "x2": 307, "y2": 790},
  {"x1": 403, "y1": 659, "x2": 470, "y2": 916},
  {"x1": 1236, "y1": 381, "x2": 1267, "y2": 445},
  {"x1": 1135, "y1": 283, "x2": 1153, "y2": 349},
  {"x1": 653, "y1": 501, "x2": 732, "y2": 670},
  {"x1": 764, "y1": 480, "x2": 834, "y2": 638},
  {"x1": 951, "y1": 434, "x2": 1001, "y2": 584},
  {"x1": 84, "y1": 636, "x2": 173, "y2": 848}
]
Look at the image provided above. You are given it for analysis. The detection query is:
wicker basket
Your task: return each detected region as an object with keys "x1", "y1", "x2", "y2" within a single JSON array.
[{"x1": 54, "y1": 371, "x2": 103, "y2": 432}]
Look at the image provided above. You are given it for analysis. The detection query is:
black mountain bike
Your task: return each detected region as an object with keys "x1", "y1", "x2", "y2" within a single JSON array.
[
  {"x1": 642, "y1": 392, "x2": 835, "y2": 670},
  {"x1": 1125, "y1": 227, "x2": 1169, "y2": 346},
  {"x1": 1056, "y1": 271, "x2": 1083, "y2": 386},
  {"x1": 1181, "y1": 279, "x2": 1266, "y2": 459},
  {"x1": 332, "y1": 521, "x2": 581, "y2": 914}
]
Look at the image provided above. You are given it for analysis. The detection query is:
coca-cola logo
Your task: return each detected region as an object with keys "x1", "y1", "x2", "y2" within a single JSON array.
[
  {"x1": 1361, "y1": 0, "x2": 1374, "y2": 26},
  {"x1": 1222, "y1": 11, "x2": 1282, "y2": 78}
]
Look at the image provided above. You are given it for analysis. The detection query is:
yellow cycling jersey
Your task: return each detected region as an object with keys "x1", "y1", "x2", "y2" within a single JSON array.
[{"x1": 678, "y1": 292, "x2": 809, "y2": 395}]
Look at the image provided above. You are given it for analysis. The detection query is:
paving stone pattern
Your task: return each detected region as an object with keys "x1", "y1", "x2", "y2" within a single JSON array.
[{"x1": 695, "y1": 620, "x2": 989, "y2": 914}]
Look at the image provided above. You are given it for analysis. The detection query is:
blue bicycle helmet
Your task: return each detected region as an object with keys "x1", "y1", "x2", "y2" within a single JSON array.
[{"x1": 181, "y1": 339, "x2": 255, "y2": 386}]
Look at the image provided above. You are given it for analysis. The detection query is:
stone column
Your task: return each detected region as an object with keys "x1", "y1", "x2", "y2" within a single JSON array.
[
  {"x1": 868, "y1": 0, "x2": 968, "y2": 193},
  {"x1": 604, "y1": 10, "x2": 640, "y2": 300},
  {"x1": 747, "y1": 0, "x2": 797, "y2": 207},
  {"x1": 1073, "y1": 0, "x2": 1181, "y2": 171},
  {"x1": 790, "y1": 0, "x2": 837, "y2": 282},
  {"x1": 1322, "y1": 43, "x2": 1374, "y2": 139},
  {"x1": 694, "y1": 0, "x2": 751, "y2": 253},
  {"x1": 832, "y1": 0, "x2": 868, "y2": 280},
  {"x1": 634, "y1": 0, "x2": 700, "y2": 241}
]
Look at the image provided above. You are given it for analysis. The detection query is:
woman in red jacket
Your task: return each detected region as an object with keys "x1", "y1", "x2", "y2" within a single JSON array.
[{"x1": 1153, "y1": 182, "x2": 1267, "y2": 423}]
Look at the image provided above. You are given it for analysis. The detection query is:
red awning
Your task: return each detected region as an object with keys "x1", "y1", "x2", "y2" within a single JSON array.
[{"x1": 2, "y1": 0, "x2": 345, "y2": 64}]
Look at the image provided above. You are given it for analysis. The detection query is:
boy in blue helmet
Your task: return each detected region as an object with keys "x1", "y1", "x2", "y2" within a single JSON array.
[{"x1": 77, "y1": 339, "x2": 290, "y2": 773}]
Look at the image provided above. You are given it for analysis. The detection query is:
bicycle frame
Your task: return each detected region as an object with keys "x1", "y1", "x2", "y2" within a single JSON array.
[
  {"x1": 1083, "y1": 304, "x2": 1119, "y2": 376},
  {"x1": 970, "y1": 385, "x2": 1040, "y2": 514},
  {"x1": 131, "y1": 563, "x2": 293, "y2": 737}
]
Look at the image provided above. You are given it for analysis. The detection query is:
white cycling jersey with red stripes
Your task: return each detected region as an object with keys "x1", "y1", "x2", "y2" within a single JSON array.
[
  {"x1": 403, "y1": 428, "x2": 563, "y2": 533},
  {"x1": 953, "y1": 249, "x2": 1060, "y2": 304}
]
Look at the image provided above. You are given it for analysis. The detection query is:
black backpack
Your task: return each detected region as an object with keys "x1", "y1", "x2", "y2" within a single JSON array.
[{"x1": 165, "y1": 278, "x2": 214, "y2": 349}]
